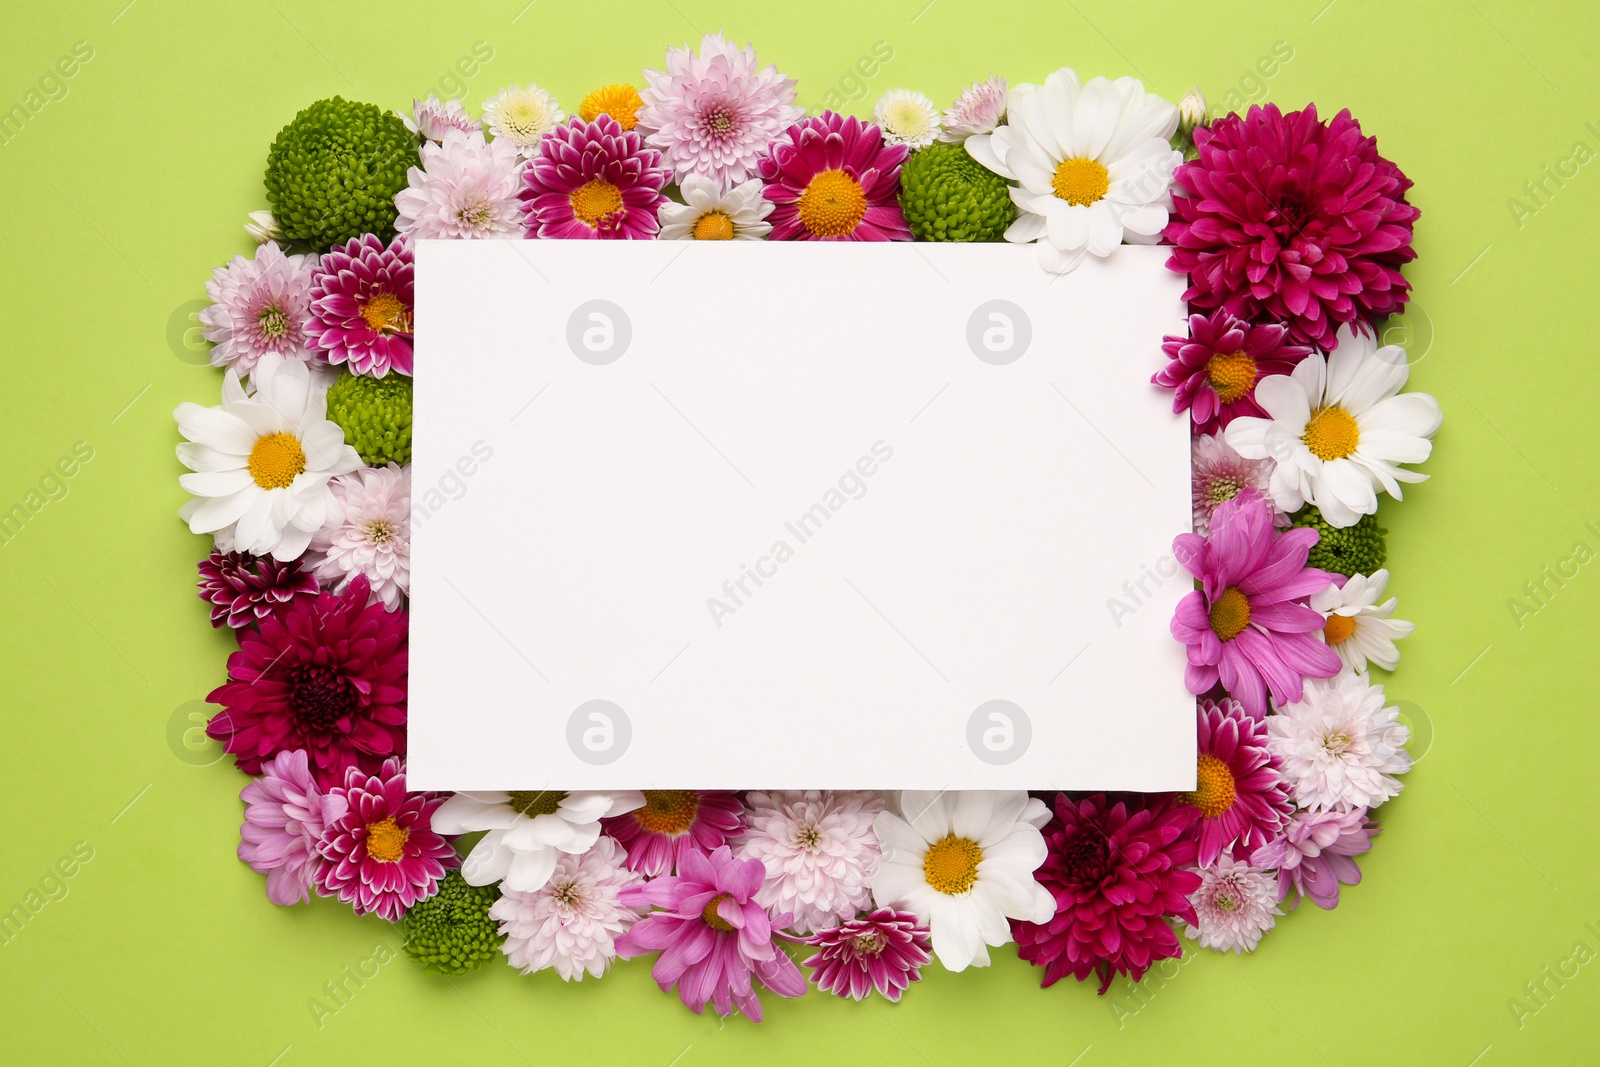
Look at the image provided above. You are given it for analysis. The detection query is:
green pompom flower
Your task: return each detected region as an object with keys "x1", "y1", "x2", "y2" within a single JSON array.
[
  {"x1": 326, "y1": 371, "x2": 412, "y2": 466},
  {"x1": 402, "y1": 871, "x2": 504, "y2": 975},
  {"x1": 1291, "y1": 506, "x2": 1387, "y2": 577},
  {"x1": 898, "y1": 141, "x2": 1016, "y2": 243},
  {"x1": 264, "y1": 97, "x2": 414, "y2": 249}
]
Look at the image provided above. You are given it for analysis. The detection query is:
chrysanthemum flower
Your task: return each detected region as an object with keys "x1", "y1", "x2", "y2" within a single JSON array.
[
  {"x1": 759, "y1": 112, "x2": 911, "y2": 241},
  {"x1": 873, "y1": 88, "x2": 942, "y2": 149},
  {"x1": 198, "y1": 241, "x2": 316, "y2": 377},
  {"x1": 482, "y1": 84, "x2": 563, "y2": 158},
  {"x1": 238, "y1": 749, "x2": 345, "y2": 906},
  {"x1": 1252, "y1": 807, "x2": 1380, "y2": 910},
  {"x1": 1311, "y1": 569, "x2": 1413, "y2": 673},
  {"x1": 1266, "y1": 673, "x2": 1412, "y2": 811},
  {"x1": 307, "y1": 464, "x2": 411, "y2": 611},
  {"x1": 1181, "y1": 698, "x2": 1292, "y2": 866},
  {"x1": 197, "y1": 548, "x2": 318, "y2": 629},
  {"x1": 491, "y1": 836, "x2": 647, "y2": 981},
  {"x1": 307, "y1": 234, "x2": 413, "y2": 379},
  {"x1": 617, "y1": 845, "x2": 807, "y2": 1021},
  {"x1": 407, "y1": 95, "x2": 481, "y2": 143},
  {"x1": 1291, "y1": 506, "x2": 1387, "y2": 578},
  {"x1": 520, "y1": 115, "x2": 669, "y2": 239},
  {"x1": 315, "y1": 758, "x2": 457, "y2": 922},
  {"x1": 395, "y1": 129, "x2": 525, "y2": 241},
  {"x1": 1191, "y1": 435, "x2": 1283, "y2": 537},
  {"x1": 1164, "y1": 103, "x2": 1419, "y2": 351},
  {"x1": 939, "y1": 75, "x2": 1007, "y2": 142},
  {"x1": 657, "y1": 175, "x2": 772, "y2": 240},
  {"x1": 871, "y1": 791, "x2": 1055, "y2": 971},
  {"x1": 402, "y1": 870, "x2": 505, "y2": 974},
  {"x1": 1170, "y1": 495, "x2": 1342, "y2": 718},
  {"x1": 637, "y1": 32, "x2": 803, "y2": 187},
  {"x1": 802, "y1": 908, "x2": 932, "y2": 1002},
  {"x1": 431, "y1": 790, "x2": 644, "y2": 893},
  {"x1": 1183, "y1": 856, "x2": 1282, "y2": 953},
  {"x1": 1153, "y1": 310, "x2": 1311, "y2": 434},
  {"x1": 603, "y1": 790, "x2": 744, "y2": 876},
  {"x1": 579, "y1": 84, "x2": 645, "y2": 130},
  {"x1": 732, "y1": 790, "x2": 883, "y2": 934}
]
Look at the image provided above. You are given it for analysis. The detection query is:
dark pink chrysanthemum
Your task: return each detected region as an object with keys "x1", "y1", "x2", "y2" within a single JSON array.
[
  {"x1": 617, "y1": 845, "x2": 807, "y2": 1021},
  {"x1": 1163, "y1": 104, "x2": 1419, "y2": 351},
  {"x1": 1181, "y1": 698, "x2": 1293, "y2": 866},
  {"x1": 197, "y1": 548, "x2": 319, "y2": 630},
  {"x1": 1170, "y1": 495, "x2": 1342, "y2": 718},
  {"x1": 205, "y1": 575, "x2": 408, "y2": 790},
  {"x1": 603, "y1": 790, "x2": 743, "y2": 877},
  {"x1": 314, "y1": 758, "x2": 457, "y2": 921},
  {"x1": 520, "y1": 115, "x2": 669, "y2": 239},
  {"x1": 1252, "y1": 807, "x2": 1379, "y2": 910},
  {"x1": 307, "y1": 233, "x2": 414, "y2": 378},
  {"x1": 802, "y1": 908, "x2": 932, "y2": 1003},
  {"x1": 758, "y1": 112, "x2": 911, "y2": 241},
  {"x1": 1012, "y1": 793, "x2": 1201, "y2": 994},
  {"x1": 1152, "y1": 310, "x2": 1311, "y2": 433}
]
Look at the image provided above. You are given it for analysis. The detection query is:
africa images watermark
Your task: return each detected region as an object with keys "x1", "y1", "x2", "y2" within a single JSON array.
[
  {"x1": 0, "y1": 40, "x2": 95, "y2": 149},
  {"x1": 0, "y1": 440, "x2": 95, "y2": 549},
  {"x1": 1505, "y1": 519, "x2": 1600, "y2": 630},
  {"x1": 1506, "y1": 120, "x2": 1600, "y2": 229},
  {"x1": 0, "y1": 841, "x2": 96, "y2": 949},
  {"x1": 1505, "y1": 917, "x2": 1600, "y2": 1030}
]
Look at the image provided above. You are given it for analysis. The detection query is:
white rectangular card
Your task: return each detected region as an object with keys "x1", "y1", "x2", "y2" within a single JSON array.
[{"x1": 408, "y1": 240, "x2": 1194, "y2": 792}]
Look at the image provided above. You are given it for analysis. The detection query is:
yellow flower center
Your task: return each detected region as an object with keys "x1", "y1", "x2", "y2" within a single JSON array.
[
  {"x1": 922, "y1": 833, "x2": 983, "y2": 895},
  {"x1": 797, "y1": 169, "x2": 867, "y2": 238},
  {"x1": 258, "y1": 304, "x2": 289, "y2": 339},
  {"x1": 635, "y1": 790, "x2": 699, "y2": 836},
  {"x1": 1206, "y1": 351, "x2": 1257, "y2": 404},
  {"x1": 1052, "y1": 157, "x2": 1110, "y2": 206},
  {"x1": 702, "y1": 892, "x2": 735, "y2": 931},
  {"x1": 1304, "y1": 405, "x2": 1360, "y2": 461},
  {"x1": 247, "y1": 432, "x2": 306, "y2": 490},
  {"x1": 579, "y1": 84, "x2": 644, "y2": 130},
  {"x1": 1181, "y1": 754, "x2": 1238, "y2": 818},
  {"x1": 1209, "y1": 586, "x2": 1251, "y2": 642},
  {"x1": 507, "y1": 790, "x2": 568, "y2": 817},
  {"x1": 693, "y1": 211, "x2": 736, "y2": 240},
  {"x1": 364, "y1": 817, "x2": 408, "y2": 863},
  {"x1": 1323, "y1": 613, "x2": 1357, "y2": 645},
  {"x1": 570, "y1": 180, "x2": 624, "y2": 227},
  {"x1": 359, "y1": 292, "x2": 411, "y2": 335},
  {"x1": 501, "y1": 98, "x2": 551, "y2": 140}
]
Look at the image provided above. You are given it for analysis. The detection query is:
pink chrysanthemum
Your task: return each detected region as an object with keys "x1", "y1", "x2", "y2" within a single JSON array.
[
  {"x1": 409, "y1": 95, "x2": 481, "y2": 142},
  {"x1": 1191, "y1": 435, "x2": 1284, "y2": 537},
  {"x1": 491, "y1": 836, "x2": 647, "y2": 981},
  {"x1": 758, "y1": 112, "x2": 911, "y2": 242},
  {"x1": 205, "y1": 575, "x2": 408, "y2": 790},
  {"x1": 314, "y1": 758, "x2": 457, "y2": 921},
  {"x1": 1153, "y1": 310, "x2": 1311, "y2": 433},
  {"x1": 617, "y1": 845, "x2": 807, "y2": 1021},
  {"x1": 395, "y1": 129, "x2": 525, "y2": 241},
  {"x1": 520, "y1": 115, "x2": 669, "y2": 239},
  {"x1": 1164, "y1": 104, "x2": 1419, "y2": 351},
  {"x1": 307, "y1": 234, "x2": 414, "y2": 378},
  {"x1": 636, "y1": 32, "x2": 804, "y2": 187},
  {"x1": 197, "y1": 548, "x2": 319, "y2": 630},
  {"x1": 1253, "y1": 807, "x2": 1379, "y2": 910},
  {"x1": 603, "y1": 790, "x2": 744, "y2": 877},
  {"x1": 1013, "y1": 793, "x2": 1201, "y2": 994},
  {"x1": 938, "y1": 75, "x2": 1008, "y2": 142},
  {"x1": 1180, "y1": 698, "x2": 1292, "y2": 866},
  {"x1": 1170, "y1": 494, "x2": 1342, "y2": 718},
  {"x1": 802, "y1": 908, "x2": 932, "y2": 1003},
  {"x1": 1183, "y1": 856, "x2": 1282, "y2": 953},
  {"x1": 238, "y1": 749, "x2": 345, "y2": 906},
  {"x1": 732, "y1": 790, "x2": 883, "y2": 934},
  {"x1": 307, "y1": 464, "x2": 410, "y2": 611},
  {"x1": 198, "y1": 241, "x2": 315, "y2": 376}
]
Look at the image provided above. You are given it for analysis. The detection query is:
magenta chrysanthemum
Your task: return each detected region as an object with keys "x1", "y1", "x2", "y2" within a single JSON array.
[
  {"x1": 1253, "y1": 807, "x2": 1379, "y2": 910},
  {"x1": 617, "y1": 845, "x2": 807, "y2": 1021},
  {"x1": 197, "y1": 241, "x2": 315, "y2": 376},
  {"x1": 238, "y1": 749, "x2": 345, "y2": 906},
  {"x1": 314, "y1": 758, "x2": 457, "y2": 921},
  {"x1": 758, "y1": 112, "x2": 911, "y2": 242},
  {"x1": 1153, "y1": 310, "x2": 1311, "y2": 433},
  {"x1": 1181, "y1": 698, "x2": 1292, "y2": 866},
  {"x1": 1170, "y1": 495, "x2": 1342, "y2": 718},
  {"x1": 1012, "y1": 793, "x2": 1201, "y2": 994},
  {"x1": 603, "y1": 790, "x2": 744, "y2": 877},
  {"x1": 520, "y1": 115, "x2": 669, "y2": 239},
  {"x1": 802, "y1": 908, "x2": 932, "y2": 1003},
  {"x1": 205, "y1": 575, "x2": 408, "y2": 790},
  {"x1": 1164, "y1": 104, "x2": 1419, "y2": 351},
  {"x1": 197, "y1": 548, "x2": 319, "y2": 630},
  {"x1": 307, "y1": 234, "x2": 414, "y2": 378}
]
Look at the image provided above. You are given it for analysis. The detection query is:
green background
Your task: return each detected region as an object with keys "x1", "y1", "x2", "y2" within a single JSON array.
[{"x1": 2, "y1": 0, "x2": 1595, "y2": 1063}]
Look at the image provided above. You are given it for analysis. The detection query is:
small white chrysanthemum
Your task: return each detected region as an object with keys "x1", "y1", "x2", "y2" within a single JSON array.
[
  {"x1": 1267, "y1": 673, "x2": 1411, "y2": 812},
  {"x1": 1184, "y1": 856, "x2": 1282, "y2": 953},
  {"x1": 244, "y1": 210, "x2": 281, "y2": 245},
  {"x1": 732, "y1": 790, "x2": 884, "y2": 934},
  {"x1": 491, "y1": 837, "x2": 647, "y2": 981},
  {"x1": 657, "y1": 174, "x2": 773, "y2": 241},
  {"x1": 406, "y1": 94, "x2": 482, "y2": 143},
  {"x1": 939, "y1": 75, "x2": 1008, "y2": 142},
  {"x1": 873, "y1": 88, "x2": 942, "y2": 149},
  {"x1": 394, "y1": 129, "x2": 525, "y2": 240},
  {"x1": 482, "y1": 84, "x2": 563, "y2": 157},
  {"x1": 1177, "y1": 86, "x2": 1207, "y2": 135},
  {"x1": 307, "y1": 464, "x2": 411, "y2": 611},
  {"x1": 1311, "y1": 569, "x2": 1414, "y2": 674},
  {"x1": 432, "y1": 790, "x2": 645, "y2": 893}
]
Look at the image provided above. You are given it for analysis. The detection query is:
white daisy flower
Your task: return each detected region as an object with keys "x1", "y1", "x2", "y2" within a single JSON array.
[
  {"x1": 1312, "y1": 569, "x2": 1414, "y2": 674},
  {"x1": 965, "y1": 68, "x2": 1181, "y2": 273},
  {"x1": 1184, "y1": 856, "x2": 1281, "y2": 953},
  {"x1": 657, "y1": 175, "x2": 773, "y2": 240},
  {"x1": 873, "y1": 88, "x2": 942, "y2": 149},
  {"x1": 432, "y1": 790, "x2": 645, "y2": 893},
  {"x1": 482, "y1": 84, "x2": 563, "y2": 157},
  {"x1": 1224, "y1": 324, "x2": 1443, "y2": 528},
  {"x1": 871, "y1": 791, "x2": 1055, "y2": 971},
  {"x1": 174, "y1": 353, "x2": 361, "y2": 561},
  {"x1": 394, "y1": 129, "x2": 526, "y2": 241},
  {"x1": 1266, "y1": 673, "x2": 1412, "y2": 812}
]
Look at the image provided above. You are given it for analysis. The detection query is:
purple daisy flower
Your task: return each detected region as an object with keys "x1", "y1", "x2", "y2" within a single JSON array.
[
  {"x1": 802, "y1": 908, "x2": 932, "y2": 1002},
  {"x1": 1153, "y1": 310, "x2": 1310, "y2": 434},
  {"x1": 307, "y1": 234, "x2": 414, "y2": 378},
  {"x1": 520, "y1": 115, "x2": 669, "y2": 239}
]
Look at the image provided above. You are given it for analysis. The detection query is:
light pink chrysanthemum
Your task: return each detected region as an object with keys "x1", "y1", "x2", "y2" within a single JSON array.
[
  {"x1": 314, "y1": 758, "x2": 457, "y2": 921},
  {"x1": 519, "y1": 116, "x2": 668, "y2": 239},
  {"x1": 395, "y1": 129, "x2": 525, "y2": 240},
  {"x1": 759, "y1": 112, "x2": 911, "y2": 242},
  {"x1": 198, "y1": 241, "x2": 316, "y2": 376},
  {"x1": 732, "y1": 790, "x2": 883, "y2": 934},
  {"x1": 1183, "y1": 855, "x2": 1282, "y2": 953},
  {"x1": 408, "y1": 95, "x2": 481, "y2": 143},
  {"x1": 1266, "y1": 672, "x2": 1411, "y2": 811},
  {"x1": 238, "y1": 749, "x2": 346, "y2": 906},
  {"x1": 307, "y1": 464, "x2": 410, "y2": 611},
  {"x1": 939, "y1": 75, "x2": 1008, "y2": 142},
  {"x1": 803, "y1": 908, "x2": 932, "y2": 1002},
  {"x1": 307, "y1": 234, "x2": 413, "y2": 378},
  {"x1": 1253, "y1": 807, "x2": 1379, "y2": 910},
  {"x1": 1192, "y1": 434, "x2": 1284, "y2": 537},
  {"x1": 490, "y1": 837, "x2": 648, "y2": 981},
  {"x1": 637, "y1": 32, "x2": 804, "y2": 187},
  {"x1": 603, "y1": 790, "x2": 744, "y2": 877}
]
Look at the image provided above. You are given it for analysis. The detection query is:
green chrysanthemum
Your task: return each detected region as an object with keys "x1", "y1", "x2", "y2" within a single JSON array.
[
  {"x1": 325, "y1": 371, "x2": 412, "y2": 466},
  {"x1": 898, "y1": 140, "x2": 1016, "y2": 242},
  {"x1": 402, "y1": 871, "x2": 504, "y2": 975},
  {"x1": 264, "y1": 97, "x2": 414, "y2": 249},
  {"x1": 1292, "y1": 506, "x2": 1388, "y2": 577}
]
